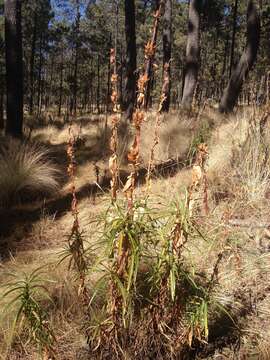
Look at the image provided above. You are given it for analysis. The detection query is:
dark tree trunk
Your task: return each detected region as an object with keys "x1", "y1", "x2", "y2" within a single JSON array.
[
  {"x1": 73, "y1": 46, "x2": 78, "y2": 115},
  {"x1": 220, "y1": 29, "x2": 230, "y2": 93},
  {"x1": 123, "y1": 0, "x2": 137, "y2": 119},
  {"x1": 181, "y1": 0, "x2": 200, "y2": 109},
  {"x1": 113, "y1": 0, "x2": 121, "y2": 108},
  {"x1": 29, "y1": 12, "x2": 37, "y2": 115},
  {"x1": 96, "y1": 53, "x2": 100, "y2": 113},
  {"x1": 229, "y1": 0, "x2": 239, "y2": 78},
  {"x1": 5, "y1": 0, "x2": 23, "y2": 137},
  {"x1": 106, "y1": 47, "x2": 111, "y2": 114},
  {"x1": 219, "y1": 0, "x2": 260, "y2": 113},
  {"x1": 161, "y1": 0, "x2": 172, "y2": 112},
  {"x1": 0, "y1": 86, "x2": 4, "y2": 130},
  {"x1": 0, "y1": 60, "x2": 4, "y2": 129},
  {"x1": 37, "y1": 34, "x2": 43, "y2": 115},
  {"x1": 118, "y1": 44, "x2": 123, "y2": 107},
  {"x1": 82, "y1": 84, "x2": 88, "y2": 112},
  {"x1": 58, "y1": 49, "x2": 64, "y2": 117},
  {"x1": 40, "y1": 68, "x2": 45, "y2": 113},
  {"x1": 46, "y1": 55, "x2": 55, "y2": 110},
  {"x1": 73, "y1": 1, "x2": 80, "y2": 116}
]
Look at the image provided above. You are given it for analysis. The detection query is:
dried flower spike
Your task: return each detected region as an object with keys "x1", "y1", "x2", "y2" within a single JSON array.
[{"x1": 109, "y1": 46, "x2": 121, "y2": 202}]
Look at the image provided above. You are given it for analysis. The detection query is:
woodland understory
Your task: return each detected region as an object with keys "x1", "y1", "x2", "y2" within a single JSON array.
[{"x1": 0, "y1": 0, "x2": 270, "y2": 360}]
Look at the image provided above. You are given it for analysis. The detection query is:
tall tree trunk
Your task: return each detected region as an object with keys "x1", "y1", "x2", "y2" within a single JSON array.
[
  {"x1": 219, "y1": 0, "x2": 260, "y2": 113},
  {"x1": 37, "y1": 34, "x2": 43, "y2": 115},
  {"x1": 161, "y1": 0, "x2": 172, "y2": 112},
  {"x1": 5, "y1": 0, "x2": 23, "y2": 137},
  {"x1": 40, "y1": 68, "x2": 45, "y2": 114},
  {"x1": 123, "y1": 0, "x2": 137, "y2": 119},
  {"x1": 106, "y1": 46, "x2": 111, "y2": 114},
  {"x1": 220, "y1": 29, "x2": 230, "y2": 93},
  {"x1": 119, "y1": 45, "x2": 123, "y2": 107},
  {"x1": 0, "y1": 60, "x2": 4, "y2": 130},
  {"x1": 73, "y1": 1, "x2": 80, "y2": 116},
  {"x1": 29, "y1": 12, "x2": 37, "y2": 115},
  {"x1": 181, "y1": 0, "x2": 200, "y2": 109},
  {"x1": 46, "y1": 55, "x2": 54, "y2": 110},
  {"x1": 229, "y1": 0, "x2": 239, "y2": 78},
  {"x1": 58, "y1": 49, "x2": 64, "y2": 117},
  {"x1": 96, "y1": 53, "x2": 100, "y2": 113},
  {"x1": 114, "y1": 0, "x2": 121, "y2": 107},
  {"x1": 0, "y1": 85, "x2": 4, "y2": 130}
]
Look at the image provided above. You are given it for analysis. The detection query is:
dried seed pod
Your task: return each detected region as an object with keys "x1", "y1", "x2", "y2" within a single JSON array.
[
  {"x1": 109, "y1": 154, "x2": 118, "y2": 174},
  {"x1": 127, "y1": 138, "x2": 139, "y2": 164},
  {"x1": 132, "y1": 110, "x2": 144, "y2": 129},
  {"x1": 110, "y1": 48, "x2": 115, "y2": 65},
  {"x1": 191, "y1": 165, "x2": 202, "y2": 187}
]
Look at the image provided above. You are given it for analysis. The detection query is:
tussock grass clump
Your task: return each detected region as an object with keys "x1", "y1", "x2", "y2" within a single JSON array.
[
  {"x1": 235, "y1": 125, "x2": 270, "y2": 203},
  {"x1": 210, "y1": 114, "x2": 270, "y2": 206},
  {"x1": 0, "y1": 139, "x2": 60, "y2": 207}
]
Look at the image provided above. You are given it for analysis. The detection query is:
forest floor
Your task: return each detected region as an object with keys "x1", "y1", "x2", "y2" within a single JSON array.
[{"x1": 0, "y1": 105, "x2": 270, "y2": 359}]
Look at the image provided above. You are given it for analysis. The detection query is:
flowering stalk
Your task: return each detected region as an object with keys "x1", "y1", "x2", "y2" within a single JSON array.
[
  {"x1": 66, "y1": 125, "x2": 90, "y2": 340},
  {"x1": 145, "y1": 61, "x2": 169, "y2": 192},
  {"x1": 144, "y1": 1, "x2": 165, "y2": 110},
  {"x1": 109, "y1": 48, "x2": 121, "y2": 202},
  {"x1": 188, "y1": 143, "x2": 209, "y2": 216},
  {"x1": 124, "y1": 0, "x2": 165, "y2": 206},
  {"x1": 107, "y1": 1, "x2": 166, "y2": 332}
]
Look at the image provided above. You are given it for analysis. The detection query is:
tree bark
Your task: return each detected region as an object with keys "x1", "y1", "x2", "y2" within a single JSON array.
[
  {"x1": 5, "y1": 0, "x2": 23, "y2": 137},
  {"x1": 181, "y1": 0, "x2": 200, "y2": 109},
  {"x1": 0, "y1": 59, "x2": 4, "y2": 130},
  {"x1": 58, "y1": 48, "x2": 64, "y2": 117},
  {"x1": 119, "y1": 44, "x2": 123, "y2": 106},
  {"x1": 29, "y1": 11, "x2": 37, "y2": 115},
  {"x1": 106, "y1": 46, "x2": 111, "y2": 114},
  {"x1": 229, "y1": 0, "x2": 239, "y2": 78},
  {"x1": 37, "y1": 34, "x2": 43, "y2": 115},
  {"x1": 0, "y1": 85, "x2": 4, "y2": 130},
  {"x1": 73, "y1": 0, "x2": 80, "y2": 116},
  {"x1": 96, "y1": 53, "x2": 100, "y2": 113},
  {"x1": 220, "y1": 29, "x2": 230, "y2": 94},
  {"x1": 123, "y1": 0, "x2": 137, "y2": 120},
  {"x1": 219, "y1": 0, "x2": 260, "y2": 113},
  {"x1": 161, "y1": 0, "x2": 172, "y2": 112}
]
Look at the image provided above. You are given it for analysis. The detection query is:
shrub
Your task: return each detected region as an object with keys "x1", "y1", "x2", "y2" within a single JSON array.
[{"x1": 0, "y1": 139, "x2": 60, "y2": 207}]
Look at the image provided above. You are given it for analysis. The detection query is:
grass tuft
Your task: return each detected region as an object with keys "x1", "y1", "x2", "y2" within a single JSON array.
[{"x1": 0, "y1": 139, "x2": 60, "y2": 207}]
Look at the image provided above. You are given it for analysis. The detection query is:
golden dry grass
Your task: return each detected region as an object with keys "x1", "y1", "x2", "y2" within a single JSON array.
[
  {"x1": 1, "y1": 106, "x2": 270, "y2": 359},
  {"x1": 0, "y1": 139, "x2": 60, "y2": 208}
]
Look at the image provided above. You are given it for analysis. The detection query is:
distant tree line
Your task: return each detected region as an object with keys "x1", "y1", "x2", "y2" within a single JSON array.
[{"x1": 0, "y1": 0, "x2": 269, "y2": 137}]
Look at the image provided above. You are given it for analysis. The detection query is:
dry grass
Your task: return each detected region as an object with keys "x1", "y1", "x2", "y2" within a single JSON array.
[
  {"x1": 1, "y1": 106, "x2": 270, "y2": 359},
  {"x1": 0, "y1": 139, "x2": 60, "y2": 208},
  {"x1": 0, "y1": 250, "x2": 85, "y2": 360}
]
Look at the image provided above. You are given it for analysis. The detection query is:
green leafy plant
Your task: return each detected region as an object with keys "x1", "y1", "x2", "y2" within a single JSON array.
[
  {"x1": 1, "y1": 266, "x2": 55, "y2": 358},
  {"x1": 98, "y1": 199, "x2": 158, "y2": 321}
]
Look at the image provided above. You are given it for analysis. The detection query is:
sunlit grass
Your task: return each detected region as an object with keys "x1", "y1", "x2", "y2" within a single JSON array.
[{"x1": 0, "y1": 139, "x2": 60, "y2": 207}]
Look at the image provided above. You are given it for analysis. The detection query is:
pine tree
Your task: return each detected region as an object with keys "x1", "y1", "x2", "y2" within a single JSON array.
[{"x1": 5, "y1": 0, "x2": 23, "y2": 137}]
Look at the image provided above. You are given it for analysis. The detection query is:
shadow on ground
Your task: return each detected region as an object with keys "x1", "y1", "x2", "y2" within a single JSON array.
[{"x1": 0, "y1": 156, "x2": 187, "y2": 257}]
